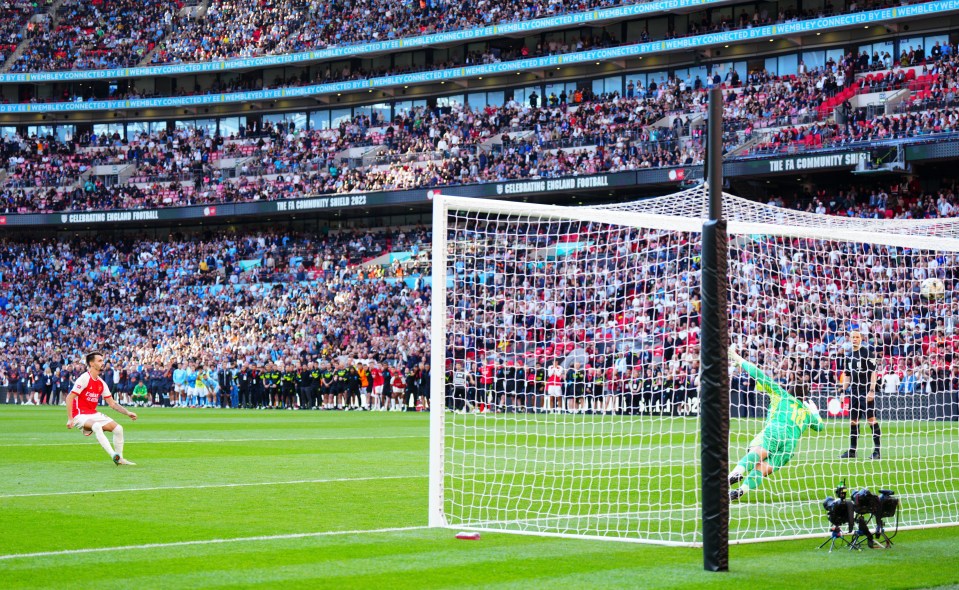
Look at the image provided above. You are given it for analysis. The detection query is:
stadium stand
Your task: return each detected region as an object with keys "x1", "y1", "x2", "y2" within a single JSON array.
[
  {"x1": 8, "y1": 0, "x2": 177, "y2": 72},
  {"x1": 0, "y1": 0, "x2": 921, "y2": 86},
  {"x1": 7, "y1": 49, "x2": 959, "y2": 215},
  {"x1": 0, "y1": 227, "x2": 432, "y2": 408},
  {"x1": 0, "y1": 1, "x2": 42, "y2": 64},
  {"x1": 0, "y1": 0, "x2": 957, "y2": 415},
  {"x1": 1, "y1": 171, "x2": 958, "y2": 409}
]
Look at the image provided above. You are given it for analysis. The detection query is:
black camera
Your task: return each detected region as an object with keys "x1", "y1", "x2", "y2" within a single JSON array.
[
  {"x1": 822, "y1": 482, "x2": 852, "y2": 528},
  {"x1": 852, "y1": 488, "x2": 881, "y2": 515},
  {"x1": 878, "y1": 489, "x2": 899, "y2": 519},
  {"x1": 823, "y1": 496, "x2": 850, "y2": 527},
  {"x1": 820, "y1": 482, "x2": 900, "y2": 551},
  {"x1": 850, "y1": 488, "x2": 899, "y2": 518}
]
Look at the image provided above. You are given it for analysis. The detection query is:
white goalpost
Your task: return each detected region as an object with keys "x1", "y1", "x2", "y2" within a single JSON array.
[{"x1": 430, "y1": 185, "x2": 959, "y2": 545}]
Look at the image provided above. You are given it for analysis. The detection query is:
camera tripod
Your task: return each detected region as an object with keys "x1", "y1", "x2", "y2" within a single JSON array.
[
  {"x1": 818, "y1": 526, "x2": 853, "y2": 552},
  {"x1": 848, "y1": 514, "x2": 894, "y2": 550}
]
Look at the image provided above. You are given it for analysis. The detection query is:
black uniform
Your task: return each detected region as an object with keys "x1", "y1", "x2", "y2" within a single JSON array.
[
  {"x1": 320, "y1": 369, "x2": 334, "y2": 403},
  {"x1": 238, "y1": 369, "x2": 254, "y2": 408},
  {"x1": 302, "y1": 368, "x2": 319, "y2": 409},
  {"x1": 532, "y1": 367, "x2": 546, "y2": 411},
  {"x1": 281, "y1": 370, "x2": 297, "y2": 406},
  {"x1": 502, "y1": 365, "x2": 517, "y2": 411},
  {"x1": 840, "y1": 343, "x2": 881, "y2": 457},
  {"x1": 417, "y1": 367, "x2": 430, "y2": 410},
  {"x1": 842, "y1": 345, "x2": 877, "y2": 421},
  {"x1": 404, "y1": 371, "x2": 418, "y2": 409},
  {"x1": 263, "y1": 370, "x2": 279, "y2": 407},
  {"x1": 627, "y1": 373, "x2": 644, "y2": 415},
  {"x1": 346, "y1": 368, "x2": 361, "y2": 407},
  {"x1": 333, "y1": 368, "x2": 349, "y2": 404},
  {"x1": 566, "y1": 367, "x2": 586, "y2": 400},
  {"x1": 648, "y1": 374, "x2": 665, "y2": 416},
  {"x1": 514, "y1": 367, "x2": 527, "y2": 411}
]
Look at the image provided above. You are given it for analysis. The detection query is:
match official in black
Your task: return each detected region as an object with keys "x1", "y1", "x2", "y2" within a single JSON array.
[{"x1": 840, "y1": 330, "x2": 881, "y2": 459}]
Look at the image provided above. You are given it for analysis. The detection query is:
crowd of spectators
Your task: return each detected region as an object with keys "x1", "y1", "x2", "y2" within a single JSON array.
[
  {"x1": 3, "y1": 133, "x2": 97, "y2": 189},
  {"x1": 6, "y1": 0, "x2": 636, "y2": 74},
  {"x1": 0, "y1": 0, "x2": 925, "y2": 97},
  {"x1": 744, "y1": 48, "x2": 959, "y2": 153},
  {"x1": 767, "y1": 176, "x2": 959, "y2": 219},
  {"x1": 1, "y1": 125, "x2": 228, "y2": 208},
  {"x1": 1, "y1": 88, "x2": 710, "y2": 213},
  {"x1": 0, "y1": 4, "x2": 956, "y2": 420},
  {"x1": 0, "y1": 0, "x2": 46, "y2": 63},
  {"x1": 0, "y1": 227, "x2": 433, "y2": 409},
  {"x1": 1, "y1": 176, "x2": 957, "y2": 413},
  {"x1": 152, "y1": 0, "x2": 661, "y2": 65},
  {"x1": 4, "y1": 18, "x2": 959, "y2": 219},
  {"x1": 749, "y1": 105, "x2": 959, "y2": 154},
  {"x1": 442, "y1": 195, "x2": 958, "y2": 415},
  {"x1": 5, "y1": 57, "x2": 959, "y2": 216},
  {"x1": 8, "y1": 0, "x2": 177, "y2": 72}
]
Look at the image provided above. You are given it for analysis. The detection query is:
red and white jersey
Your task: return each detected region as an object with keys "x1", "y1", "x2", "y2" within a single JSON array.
[
  {"x1": 546, "y1": 365, "x2": 565, "y2": 386},
  {"x1": 391, "y1": 374, "x2": 406, "y2": 392},
  {"x1": 479, "y1": 364, "x2": 494, "y2": 386},
  {"x1": 69, "y1": 372, "x2": 112, "y2": 418},
  {"x1": 371, "y1": 367, "x2": 384, "y2": 388}
]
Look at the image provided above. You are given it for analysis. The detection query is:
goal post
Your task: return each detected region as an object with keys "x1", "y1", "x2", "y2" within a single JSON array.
[
  {"x1": 700, "y1": 85, "x2": 729, "y2": 571},
  {"x1": 430, "y1": 186, "x2": 959, "y2": 546},
  {"x1": 429, "y1": 192, "x2": 450, "y2": 529}
]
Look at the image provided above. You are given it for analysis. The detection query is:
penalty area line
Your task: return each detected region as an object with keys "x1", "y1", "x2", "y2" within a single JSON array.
[
  {"x1": 0, "y1": 525, "x2": 431, "y2": 561},
  {"x1": 0, "y1": 474, "x2": 426, "y2": 499}
]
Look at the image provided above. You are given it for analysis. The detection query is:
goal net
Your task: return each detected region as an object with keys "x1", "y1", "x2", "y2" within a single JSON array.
[{"x1": 429, "y1": 185, "x2": 959, "y2": 545}]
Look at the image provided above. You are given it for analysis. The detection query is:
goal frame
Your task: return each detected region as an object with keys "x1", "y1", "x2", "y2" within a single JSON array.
[
  {"x1": 428, "y1": 189, "x2": 959, "y2": 545},
  {"x1": 429, "y1": 193, "x2": 450, "y2": 529}
]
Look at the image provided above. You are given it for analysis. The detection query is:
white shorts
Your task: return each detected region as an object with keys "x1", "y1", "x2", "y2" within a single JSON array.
[
  {"x1": 547, "y1": 385, "x2": 562, "y2": 396},
  {"x1": 72, "y1": 412, "x2": 113, "y2": 431},
  {"x1": 373, "y1": 386, "x2": 383, "y2": 395},
  {"x1": 173, "y1": 383, "x2": 185, "y2": 393}
]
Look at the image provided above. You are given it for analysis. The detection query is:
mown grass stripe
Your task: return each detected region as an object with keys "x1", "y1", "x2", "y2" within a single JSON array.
[{"x1": 0, "y1": 526, "x2": 430, "y2": 561}]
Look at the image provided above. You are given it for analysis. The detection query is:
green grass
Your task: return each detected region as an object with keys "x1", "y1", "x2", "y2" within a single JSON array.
[
  {"x1": 0, "y1": 406, "x2": 957, "y2": 589},
  {"x1": 444, "y1": 414, "x2": 959, "y2": 543}
]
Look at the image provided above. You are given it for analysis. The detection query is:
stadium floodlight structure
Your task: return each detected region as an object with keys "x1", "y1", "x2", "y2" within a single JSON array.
[{"x1": 429, "y1": 184, "x2": 959, "y2": 546}]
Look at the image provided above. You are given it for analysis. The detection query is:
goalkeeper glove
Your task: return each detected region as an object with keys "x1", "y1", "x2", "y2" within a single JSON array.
[
  {"x1": 802, "y1": 399, "x2": 820, "y2": 415},
  {"x1": 727, "y1": 345, "x2": 744, "y2": 366}
]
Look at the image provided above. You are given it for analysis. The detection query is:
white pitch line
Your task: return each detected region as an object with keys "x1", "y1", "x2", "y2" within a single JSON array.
[
  {"x1": 0, "y1": 474, "x2": 426, "y2": 499},
  {"x1": 0, "y1": 525, "x2": 431, "y2": 561},
  {"x1": 1, "y1": 434, "x2": 428, "y2": 447}
]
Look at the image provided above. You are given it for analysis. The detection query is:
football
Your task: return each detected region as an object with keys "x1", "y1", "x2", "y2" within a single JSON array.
[{"x1": 920, "y1": 277, "x2": 946, "y2": 301}]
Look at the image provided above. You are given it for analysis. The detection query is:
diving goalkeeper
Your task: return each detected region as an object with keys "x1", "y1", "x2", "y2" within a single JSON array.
[{"x1": 728, "y1": 346, "x2": 824, "y2": 502}]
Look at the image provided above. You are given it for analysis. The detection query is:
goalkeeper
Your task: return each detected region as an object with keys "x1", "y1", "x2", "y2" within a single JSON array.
[
  {"x1": 131, "y1": 379, "x2": 150, "y2": 407},
  {"x1": 727, "y1": 346, "x2": 824, "y2": 502}
]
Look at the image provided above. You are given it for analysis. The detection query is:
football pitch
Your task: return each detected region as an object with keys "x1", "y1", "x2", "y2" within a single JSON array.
[{"x1": 1, "y1": 406, "x2": 957, "y2": 590}]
